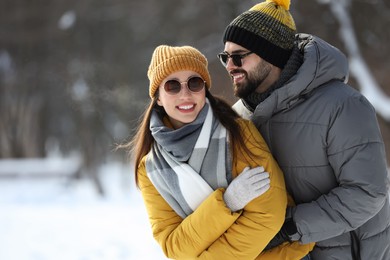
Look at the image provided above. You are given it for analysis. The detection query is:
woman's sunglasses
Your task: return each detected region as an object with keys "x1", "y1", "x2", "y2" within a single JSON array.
[
  {"x1": 217, "y1": 51, "x2": 253, "y2": 67},
  {"x1": 163, "y1": 76, "x2": 206, "y2": 95}
]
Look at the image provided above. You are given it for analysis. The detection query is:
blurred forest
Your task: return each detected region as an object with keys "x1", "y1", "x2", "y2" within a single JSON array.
[{"x1": 1, "y1": 0, "x2": 390, "y2": 178}]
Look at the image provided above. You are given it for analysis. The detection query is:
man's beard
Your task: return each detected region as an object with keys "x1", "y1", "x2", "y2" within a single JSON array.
[{"x1": 233, "y1": 60, "x2": 272, "y2": 99}]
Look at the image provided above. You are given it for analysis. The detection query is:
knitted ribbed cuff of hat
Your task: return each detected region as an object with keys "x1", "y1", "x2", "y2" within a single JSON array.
[{"x1": 224, "y1": 25, "x2": 293, "y2": 68}]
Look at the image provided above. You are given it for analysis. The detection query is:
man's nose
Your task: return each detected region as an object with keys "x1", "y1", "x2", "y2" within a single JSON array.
[{"x1": 225, "y1": 57, "x2": 237, "y2": 71}]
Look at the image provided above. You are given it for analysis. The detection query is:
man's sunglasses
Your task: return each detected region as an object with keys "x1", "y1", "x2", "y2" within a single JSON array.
[
  {"x1": 217, "y1": 51, "x2": 253, "y2": 67},
  {"x1": 163, "y1": 76, "x2": 206, "y2": 95}
]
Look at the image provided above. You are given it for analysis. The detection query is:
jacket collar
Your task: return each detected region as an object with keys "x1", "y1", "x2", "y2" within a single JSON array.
[{"x1": 250, "y1": 33, "x2": 349, "y2": 125}]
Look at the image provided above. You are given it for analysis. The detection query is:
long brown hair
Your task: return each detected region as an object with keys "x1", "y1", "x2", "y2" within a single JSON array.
[{"x1": 123, "y1": 89, "x2": 253, "y2": 187}]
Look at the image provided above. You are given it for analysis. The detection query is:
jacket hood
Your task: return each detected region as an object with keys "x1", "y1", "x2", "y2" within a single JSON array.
[
  {"x1": 252, "y1": 34, "x2": 349, "y2": 123},
  {"x1": 295, "y1": 33, "x2": 349, "y2": 95}
]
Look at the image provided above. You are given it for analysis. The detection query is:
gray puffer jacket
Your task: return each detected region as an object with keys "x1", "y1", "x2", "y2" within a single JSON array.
[{"x1": 233, "y1": 34, "x2": 390, "y2": 260}]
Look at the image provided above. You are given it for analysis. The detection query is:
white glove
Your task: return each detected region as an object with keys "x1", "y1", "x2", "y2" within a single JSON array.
[{"x1": 224, "y1": 166, "x2": 270, "y2": 212}]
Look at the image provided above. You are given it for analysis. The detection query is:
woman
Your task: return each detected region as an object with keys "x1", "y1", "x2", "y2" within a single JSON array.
[{"x1": 126, "y1": 45, "x2": 314, "y2": 259}]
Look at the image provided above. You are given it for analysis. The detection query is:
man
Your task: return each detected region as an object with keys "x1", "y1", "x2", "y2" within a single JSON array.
[{"x1": 218, "y1": 0, "x2": 390, "y2": 259}]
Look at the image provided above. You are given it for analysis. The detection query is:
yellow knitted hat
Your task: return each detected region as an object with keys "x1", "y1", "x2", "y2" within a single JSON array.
[
  {"x1": 147, "y1": 45, "x2": 212, "y2": 98},
  {"x1": 223, "y1": 0, "x2": 296, "y2": 68}
]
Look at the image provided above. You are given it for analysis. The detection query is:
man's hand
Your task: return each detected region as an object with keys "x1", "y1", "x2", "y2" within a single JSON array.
[{"x1": 264, "y1": 207, "x2": 301, "y2": 250}]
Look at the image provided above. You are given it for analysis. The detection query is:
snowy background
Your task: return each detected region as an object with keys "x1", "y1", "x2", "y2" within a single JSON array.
[
  {"x1": 1, "y1": 1, "x2": 390, "y2": 260},
  {"x1": 0, "y1": 160, "x2": 168, "y2": 260},
  {"x1": 1, "y1": 158, "x2": 389, "y2": 260}
]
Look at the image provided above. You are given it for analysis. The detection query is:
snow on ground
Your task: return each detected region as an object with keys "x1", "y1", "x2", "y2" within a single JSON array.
[
  {"x1": 0, "y1": 161, "x2": 168, "y2": 260},
  {"x1": 1, "y1": 159, "x2": 389, "y2": 260}
]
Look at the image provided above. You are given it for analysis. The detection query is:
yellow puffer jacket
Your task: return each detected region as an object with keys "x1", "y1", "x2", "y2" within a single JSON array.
[{"x1": 137, "y1": 119, "x2": 314, "y2": 259}]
